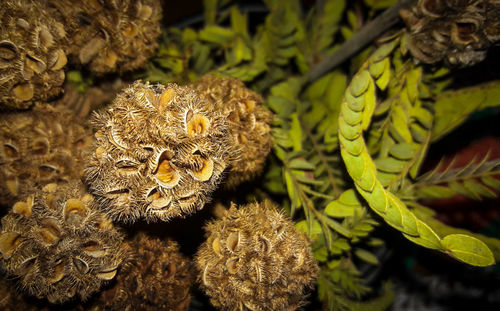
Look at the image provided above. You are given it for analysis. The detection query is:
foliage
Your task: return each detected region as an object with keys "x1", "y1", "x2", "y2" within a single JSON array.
[{"x1": 143, "y1": 0, "x2": 500, "y2": 309}]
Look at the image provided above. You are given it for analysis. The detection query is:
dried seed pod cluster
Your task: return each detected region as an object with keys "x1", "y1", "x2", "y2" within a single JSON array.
[
  {"x1": 401, "y1": 0, "x2": 500, "y2": 66},
  {"x1": 195, "y1": 201, "x2": 318, "y2": 311},
  {"x1": 50, "y1": 0, "x2": 162, "y2": 73},
  {"x1": 85, "y1": 81, "x2": 231, "y2": 222},
  {"x1": 0, "y1": 104, "x2": 93, "y2": 207},
  {"x1": 193, "y1": 75, "x2": 273, "y2": 188},
  {"x1": 0, "y1": 0, "x2": 68, "y2": 109},
  {"x1": 88, "y1": 233, "x2": 193, "y2": 311},
  {"x1": 0, "y1": 181, "x2": 126, "y2": 304}
]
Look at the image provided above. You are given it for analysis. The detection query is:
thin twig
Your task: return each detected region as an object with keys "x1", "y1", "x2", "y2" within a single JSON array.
[{"x1": 305, "y1": 0, "x2": 416, "y2": 82}]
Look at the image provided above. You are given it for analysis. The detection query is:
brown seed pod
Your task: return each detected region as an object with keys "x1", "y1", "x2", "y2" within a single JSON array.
[
  {"x1": 401, "y1": 0, "x2": 500, "y2": 67},
  {"x1": 85, "y1": 81, "x2": 231, "y2": 222},
  {"x1": 49, "y1": 0, "x2": 162, "y2": 73},
  {"x1": 192, "y1": 75, "x2": 273, "y2": 188},
  {"x1": 0, "y1": 181, "x2": 126, "y2": 304},
  {"x1": 195, "y1": 201, "x2": 318, "y2": 311},
  {"x1": 0, "y1": 0, "x2": 68, "y2": 109},
  {"x1": 0, "y1": 104, "x2": 93, "y2": 207},
  {"x1": 82, "y1": 232, "x2": 193, "y2": 311}
]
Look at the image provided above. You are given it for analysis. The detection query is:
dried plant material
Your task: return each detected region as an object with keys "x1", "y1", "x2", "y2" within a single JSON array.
[
  {"x1": 55, "y1": 78, "x2": 126, "y2": 118},
  {"x1": 85, "y1": 81, "x2": 231, "y2": 222},
  {"x1": 82, "y1": 233, "x2": 193, "y2": 311},
  {"x1": 0, "y1": 0, "x2": 68, "y2": 109},
  {"x1": 193, "y1": 75, "x2": 274, "y2": 188},
  {"x1": 49, "y1": 0, "x2": 162, "y2": 73},
  {"x1": 401, "y1": 0, "x2": 500, "y2": 66},
  {"x1": 0, "y1": 181, "x2": 126, "y2": 304},
  {"x1": 0, "y1": 104, "x2": 93, "y2": 207},
  {"x1": 0, "y1": 276, "x2": 49, "y2": 311},
  {"x1": 195, "y1": 201, "x2": 318, "y2": 311}
]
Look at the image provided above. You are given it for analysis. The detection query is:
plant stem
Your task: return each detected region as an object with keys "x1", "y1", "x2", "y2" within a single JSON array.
[{"x1": 305, "y1": 0, "x2": 416, "y2": 82}]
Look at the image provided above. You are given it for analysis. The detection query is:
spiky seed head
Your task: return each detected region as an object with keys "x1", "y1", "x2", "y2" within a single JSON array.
[
  {"x1": 401, "y1": 0, "x2": 500, "y2": 66},
  {"x1": 195, "y1": 201, "x2": 318, "y2": 311},
  {"x1": 0, "y1": 181, "x2": 126, "y2": 304},
  {"x1": 85, "y1": 81, "x2": 231, "y2": 223},
  {"x1": 192, "y1": 75, "x2": 273, "y2": 188},
  {"x1": 83, "y1": 233, "x2": 194, "y2": 310},
  {"x1": 0, "y1": 104, "x2": 93, "y2": 208},
  {"x1": 0, "y1": 0, "x2": 68, "y2": 109},
  {"x1": 49, "y1": 0, "x2": 162, "y2": 73}
]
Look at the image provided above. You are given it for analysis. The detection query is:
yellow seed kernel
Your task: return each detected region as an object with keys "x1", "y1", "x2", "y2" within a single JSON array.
[
  {"x1": 155, "y1": 159, "x2": 180, "y2": 188},
  {"x1": 212, "y1": 237, "x2": 221, "y2": 255},
  {"x1": 51, "y1": 49, "x2": 67, "y2": 70},
  {"x1": 12, "y1": 83, "x2": 34, "y2": 101},
  {"x1": 103, "y1": 50, "x2": 118, "y2": 68},
  {"x1": 6, "y1": 178, "x2": 18, "y2": 196},
  {"x1": 39, "y1": 219, "x2": 61, "y2": 244},
  {"x1": 64, "y1": 198, "x2": 87, "y2": 223},
  {"x1": 226, "y1": 231, "x2": 240, "y2": 252},
  {"x1": 82, "y1": 241, "x2": 106, "y2": 258},
  {"x1": 159, "y1": 88, "x2": 175, "y2": 114},
  {"x1": 0, "y1": 232, "x2": 24, "y2": 259},
  {"x1": 243, "y1": 99, "x2": 255, "y2": 112},
  {"x1": 226, "y1": 257, "x2": 239, "y2": 274},
  {"x1": 190, "y1": 157, "x2": 214, "y2": 181},
  {"x1": 42, "y1": 183, "x2": 58, "y2": 193},
  {"x1": 12, "y1": 197, "x2": 33, "y2": 216},
  {"x1": 97, "y1": 267, "x2": 118, "y2": 280},
  {"x1": 49, "y1": 261, "x2": 65, "y2": 283},
  {"x1": 186, "y1": 114, "x2": 210, "y2": 137}
]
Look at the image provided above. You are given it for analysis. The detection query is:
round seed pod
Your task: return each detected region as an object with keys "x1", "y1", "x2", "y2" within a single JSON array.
[
  {"x1": 0, "y1": 181, "x2": 126, "y2": 304},
  {"x1": 192, "y1": 75, "x2": 273, "y2": 188},
  {"x1": 85, "y1": 81, "x2": 231, "y2": 223},
  {"x1": 49, "y1": 0, "x2": 162, "y2": 73},
  {"x1": 195, "y1": 201, "x2": 319, "y2": 311},
  {"x1": 0, "y1": 0, "x2": 68, "y2": 109},
  {"x1": 401, "y1": 0, "x2": 500, "y2": 67},
  {"x1": 85, "y1": 233, "x2": 193, "y2": 311},
  {"x1": 0, "y1": 104, "x2": 93, "y2": 207}
]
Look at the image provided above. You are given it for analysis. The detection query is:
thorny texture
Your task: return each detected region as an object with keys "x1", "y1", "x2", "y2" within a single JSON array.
[
  {"x1": 0, "y1": 0, "x2": 68, "y2": 109},
  {"x1": 49, "y1": 0, "x2": 162, "y2": 74},
  {"x1": 0, "y1": 181, "x2": 126, "y2": 304},
  {"x1": 193, "y1": 75, "x2": 274, "y2": 188},
  {"x1": 0, "y1": 104, "x2": 93, "y2": 208},
  {"x1": 85, "y1": 81, "x2": 231, "y2": 223},
  {"x1": 82, "y1": 233, "x2": 193, "y2": 311},
  {"x1": 195, "y1": 201, "x2": 319, "y2": 311},
  {"x1": 401, "y1": 0, "x2": 500, "y2": 67}
]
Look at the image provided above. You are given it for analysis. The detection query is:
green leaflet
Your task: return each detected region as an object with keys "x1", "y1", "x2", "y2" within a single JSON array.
[
  {"x1": 441, "y1": 234, "x2": 495, "y2": 267},
  {"x1": 325, "y1": 189, "x2": 363, "y2": 217},
  {"x1": 432, "y1": 80, "x2": 500, "y2": 142},
  {"x1": 412, "y1": 205, "x2": 500, "y2": 262},
  {"x1": 354, "y1": 248, "x2": 379, "y2": 265},
  {"x1": 413, "y1": 157, "x2": 500, "y2": 200}
]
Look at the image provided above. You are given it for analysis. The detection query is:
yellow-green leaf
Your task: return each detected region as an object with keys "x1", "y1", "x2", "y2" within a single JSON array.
[{"x1": 441, "y1": 234, "x2": 495, "y2": 266}]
